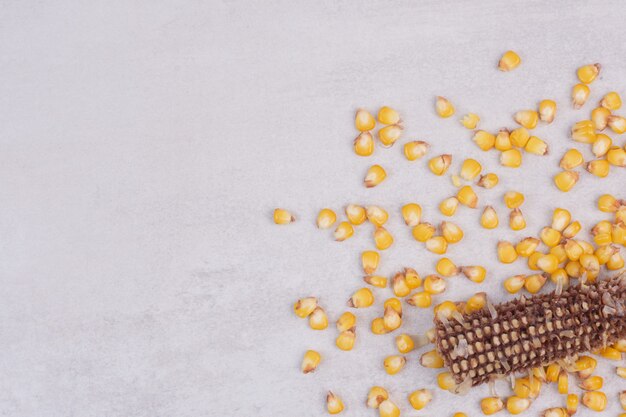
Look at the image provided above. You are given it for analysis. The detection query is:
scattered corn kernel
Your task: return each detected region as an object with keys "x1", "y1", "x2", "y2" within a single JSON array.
[
  {"x1": 378, "y1": 106, "x2": 400, "y2": 125},
  {"x1": 424, "y1": 274, "x2": 446, "y2": 294},
  {"x1": 620, "y1": 391, "x2": 626, "y2": 410},
  {"x1": 408, "y1": 389, "x2": 433, "y2": 410},
  {"x1": 374, "y1": 227, "x2": 394, "y2": 250},
  {"x1": 546, "y1": 363, "x2": 561, "y2": 382},
  {"x1": 383, "y1": 305, "x2": 402, "y2": 331},
  {"x1": 392, "y1": 273, "x2": 411, "y2": 297},
  {"x1": 336, "y1": 328, "x2": 356, "y2": 350},
  {"x1": 461, "y1": 266, "x2": 487, "y2": 283},
  {"x1": 510, "y1": 127, "x2": 530, "y2": 148},
  {"x1": 326, "y1": 391, "x2": 344, "y2": 414},
  {"x1": 378, "y1": 400, "x2": 400, "y2": 417},
  {"x1": 509, "y1": 208, "x2": 526, "y2": 231},
  {"x1": 440, "y1": 197, "x2": 459, "y2": 216},
  {"x1": 607, "y1": 146, "x2": 626, "y2": 166},
  {"x1": 579, "y1": 376, "x2": 603, "y2": 391},
  {"x1": 364, "y1": 275, "x2": 387, "y2": 288},
  {"x1": 420, "y1": 349, "x2": 444, "y2": 368},
  {"x1": 355, "y1": 109, "x2": 376, "y2": 131},
  {"x1": 461, "y1": 158, "x2": 482, "y2": 180},
  {"x1": 499, "y1": 50, "x2": 521, "y2": 71},
  {"x1": 274, "y1": 208, "x2": 295, "y2": 224},
  {"x1": 317, "y1": 208, "x2": 337, "y2": 229},
  {"x1": 429, "y1": 154, "x2": 453, "y2": 175},
  {"x1": 554, "y1": 171, "x2": 579, "y2": 192},
  {"x1": 537, "y1": 254, "x2": 559, "y2": 273},
  {"x1": 412, "y1": 222, "x2": 435, "y2": 242},
  {"x1": 507, "y1": 396, "x2": 531, "y2": 415},
  {"x1": 592, "y1": 106, "x2": 611, "y2": 130},
  {"x1": 495, "y1": 129, "x2": 512, "y2": 151},
  {"x1": 608, "y1": 115, "x2": 626, "y2": 133},
  {"x1": 367, "y1": 386, "x2": 389, "y2": 409},
  {"x1": 481, "y1": 206, "x2": 499, "y2": 229},
  {"x1": 586, "y1": 159, "x2": 610, "y2": 177},
  {"x1": 525, "y1": 273, "x2": 547, "y2": 294},
  {"x1": 473, "y1": 130, "x2": 496, "y2": 151},
  {"x1": 516, "y1": 237, "x2": 540, "y2": 257},
  {"x1": 384, "y1": 355, "x2": 406, "y2": 375},
  {"x1": 598, "y1": 346, "x2": 622, "y2": 360},
  {"x1": 600, "y1": 91, "x2": 622, "y2": 110},
  {"x1": 577, "y1": 63, "x2": 601, "y2": 84},
  {"x1": 514, "y1": 377, "x2": 541, "y2": 399},
  {"x1": 525, "y1": 135, "x2": 548, "y2": 155},
  {"x1": 572, "y1": 83, "x2": 590, "y2": 108},
  {"x1": 441, "y1": 221, "x2": 464, "y2": 244},
  {"x1": 396, "y1": 334, "x2": 415, "y2": 354},
  {"x1": 354, "y1": 131, "x2": 375, "y2": 156},
  {"x1": 560, "y1": 149, "x2": 584, "y2": 170},
  {"x1": 477, "y1": 173, "x2": 500, "y2": 188},
  {"x1": 402, "y1": 203, "x2": 422, "y2": 226},
  {"x1": 557, "y1": 370, "x2": 568, "y2": 394},
  {"x1": 457, "y1": 185, "x2": 478, "y2": 208},
  {"x1": 461, "y1": 113, "x2": 480, "y2": 129},
  {"x1": 336, "y1": 312, "x2": 356, "y2": 332},
  {"x1": 361, "y1": 250, "x2": 380, "y2": 274},
  {"x1": 542, "y1": 408, "x2": 568, "y2": 417},
  {"x1": 567, "y1": 394, "x2": 579, "y2": 415},
  {"x1": 562, "y1": 221, "x2": 581, "y2": 238},
  {"x1": 378, "y1": 124, "x2": 403, "y2": 147},
  {"x1": 348, "y1": 288, "x2": 374, "y2": 308},
  {"x1": 404, "y1": 140, "x2": 430, "y2": 161},
  {"x1": 426, "y1": 236, "x2": 448, "y2": 254},
  {"x1": 617, "y1": 367, "x2": 626, "y2": 379},
  {"x1": 437, "y1": 371, "x2": 456, "y2": 391},
  {"x1": 371, "y1": 317, "x2": 387, "y2": 335},
  {"x1": 581, "y1": 391, "x2": 607, "y2": 412},
  {"x1": 364, "y1": 164, "x2": 387, "y2": 187},
  {"x1": 302, "y1": 350, "x2": 321, "y2": 373},
  {"x1": 334, "y1": 221, "x2": 354, "y2": 241},
  {"x1": 309, "y1": 306, "x2": 329, "y2": 330},
  {"x1": 514, "y1": 110, "x2": 539, "y2": 129},
  {"x1": 504, "y1": 191, "x2": 524, "y2": 208},
  {"x1": 598, "y1": 194, "x2": 621, "y2": 212},
  {"x1": 539, "y1": 99, "x2": 557, "y2": 123},
  {"x1": 607, "y1": 252, "x2": 625, "y2": 270},
  {"x1": 407, "y1": 291, "x2": 432, "y2": 308},
  {"x1": 498, "y1": 241, "x2": 518, "y2": 263},
  {"x1": 346, "y1": 204, "x2": 366, "y2": 225},
  {"x1": 528, "y1": 251, "x2": 543, "y2": 270},
  {"x1": 481, "y1": 397, "x2": 504, "y2": 415},
  {"x1": 500, "y1": 149, "x2": 522, "y2": 168},
  {"x1": 436, "y1": 257, "x2": 458, "y2": 277},
  {"x1": 294, "y1": 297, "x2": 318, "y2": 318},
  {"x1": 436, "y1": 96, "x2": 455, "y2": 118},
  {"x1": 551, "y1": 208, "x2": 571, "y2": 232},
  {"x1": 404, "y1": 267, "x2": 422, "y2": 289},
  {"x1": 465, "y1": 292, "x2": 487, "y2": 312}
]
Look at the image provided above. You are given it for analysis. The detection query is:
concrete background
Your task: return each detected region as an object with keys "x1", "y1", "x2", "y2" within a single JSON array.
[{"x1": 1, "y1": 0, "x2": 626, "y2": 416}]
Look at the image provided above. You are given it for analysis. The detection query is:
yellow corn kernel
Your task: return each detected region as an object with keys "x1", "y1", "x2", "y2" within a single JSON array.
[
  {"x1": 562, "y1": 221, "x2": 581, "y2": 238},
  {"x1": 592, "y1": 106, "x2": 611, "y2": 130},
  {"x1": 404, "y1": 140, "x2": 430, "y2": 161},
  {"x1": 383, "y1": 297, "x2": 402, "y2": 315},
  {"x1": 581, "y1": 391, "x2": 607, "y2": 412},
  {"x1": 514, "y1": 110, "x2": 539, "y2": 129},
  {"x1": 564, "y1": 239, "x2": 584, "y2": 261},
  {"x1": 441, "y1": 221, "x2": 464, "y2": 244},
  {"x1": 395, "y1": 334, "x2": 415, "y2": 354},
  {"x1": 498, "y1": 241, "x2": 518, "y2": 264},
  {"x1": 377, "y1": 106, "x2": 400, "y2": 125},
  {"x1": 429, "y1": 154, "x2": 453, "y2": 175},
  {"x1": 533, "y1": 367, "x2": 547, "y2": 382},
  {"x1": 354, "y1": 131, "x2": 375, "y2": 156},
  {"x1": 576, "y1": 355, "x2": 597, "y2": 378},
  {"x1": 334, "y1": 221, "x2": 354, "y2": 241},
  {"x1": 426, "y1": 236, "x2": 448, "y2": 254},
  {"x1": 460, "y1": 113, "x2": 480, "y2": 129},
  {"x1": 525, "y1": 135, "x2": 548, "y2": 155},
  {"x1": 309, "y1": 306, "x2": 329, "y2": 330},
  {"x1": 559, "y1": 149, "x2": 584, "y2": 170},
  {"x1": 335, "y1": 328, "x2": 356, "y2": 350},
  {"x1": 364, "y1": 164, "x2": 387, "y2": 187},
  {"x1": 412, "y1": 222, "x2": 435, "y2": 242},
  {"x1": 274, "y1": 208, "x2": 295, "y2": 224},
  {"x1": 384, "y1": 355, "x2": 406, "y2": 375},
  {"x1": 495, "y1": 128, "x2": 512, "y2": 151},
  {"x1": 436, "y1": 257, "x2": 458, "y2": 277},
  {"x1": 516, "y1": 237, "x2": 540, "y2": 257},
  {"x1": 600, "y1": 91, "x2": 622, "y2": 110},
  {"x1": 364, "y1": 275, "x2": 387, "y2": 288},
  {"x1": 481, "y1": 397, "x2": 504, "y2": 415},
  {"x1": 567, "y1": 394, "x2": 579, "y2": 415},
  {"x1": 361, "y1": 251, "x2": 380, "y2": 274},
  {"x1": 598, "y1": 194, "x2": 621, "y2": 212},
  {"x1": 514, "y1": 377, "x2": 541, "y2": 399},
  {"x1": 608, "y1": 115, "x2": 626, "y2": 134},
  {"x1": 565, "y1": 260, "x2": 583, "y2": 278},
  {"x1": 378, "y1": 124, "x2": 403, "y2": 147},
  {"x1": 366, "y1": 386, "x2": 389, "y2": 409},
  {"x1": 301, "y1": 350, "x2": 321, "y2": 374},
  {"x1": 543, "y1": 408, "x2": 568, "y2": 417},
  {"x1": 550, "y1": 244, "x2": 568, "y2": 263},
  {"x1": 537, "y1": 254, "x2": 559, "y2": 273},
  {"x1": 326, "y1": 391, "x2": 344, "y2": 414},
  {"x1": 577, "y1": 239, "x2": 594, "y2": 253},
  {"x1": 499, "y1": 50, "x2": 521, "y2": 71},
  {"x1": 557, "y1": 370, "x2": 568, "y2": 394},
  {"x1": 423, "y1": 275, "x2": 446, "y2": 294},
  {"x1": 473, "y1": 130, "x2": 496, "y2": 151},
  {"x1": 554, "y1": 171, "x2": 579, "y2": 192},
  {"x1": 336, "y1": 312, "x2": 356, "y2": 332},
  {"x1": 465, "y1": 292, "x2": 487, "y2": 312},
  {"x1": 509, "y1": 208, "x2": 526, "y2": 231},
  {"x1": 294, "y1": 297, "x2": 318, "y2": 318},
  {"x1": 434, "y1": 300, "x2": 458, "y2": 319},
  {"x1": 440, "y1": 197, "x2": 459, "y2": 217},
  {"x1": 481, "y1": 206, "x2": 499, "y2": 229},
  {"x1": 550, "y1": 269, "x2": 569, "y2": 287},
  {"x1": 457, "y1": 185, "x2": 478, "y2": 208},
  {"x1": 420, "y1": 349, "x2": 444, "y2": 368},
  {"x1": 346, "y1": 204, "x2": 366, "y2": 225},
  {"x1": 613, "y1": 223, "x2": 626, "y2": 245},
  {"x1": 461, "y1": 266, "x2": 487, "y2": 283},
  {"x1": 402, "y1": 203, "x2": 422, "y2": 226},
  {"x1": 507, "y1": 396, "x2": 531, "y2": 415},
  {"x1": 593, "y1": 232, "x2": 613, "y2": 247},
  {"x1": 374, "y1": 226, "x2": 394, "y2": 250},
  {"x1": 454, "y1": 413, "x2": 468, "y2": 417},
  {"x1": 452, "y1": 173, "x2": 463, "y2": 187},
  {"x1": 551, "y1": 208, "x2": 571, "y2": 232},
  {"x1": 598, "y1": 346, "x2": 622, "y2": 360},
  {"x1": 620, "y1": 391, "x2": 626, "y2": 411},
  {"x1": 355, "y1": 109, "x2": 376, "y2": 131},
  {"x1": 500, "y1": 149, "x2": 522, "y2": 168},
  {"x1": 383, "y1": 306, "x2": 402, "y2": 331},
  {"x1": 404, "y1": 267, "x2": 422, "y2": 289},
  {"x1": 348, "y1": 287, "x2": 374, "y2": 308},
  {"x1": 528, "y1": 251, "x2": 543, "y2": 270},
  {"x1": 577, "y1": 63, "x2": 601, "y2": 84},
  {"x1": 460, "y1": 158, "x2": 482, "y2": 180},
  {"x1": 617, "y1": 367, "x2": 626, "y2": 379},
  {"x1": 392, "y1": 273, "x2": 411, "y2": 297},
  {"x1": 572, "y1": 119, "x2": 597, "y2": 143},
  {"x1": 407, "y1": 291, "x2": 432, "y2": 308},
  {"x1": 607, "y1": 146, "x2": 626, "y2": 167},
  {"x1": 365, "y1": 207, "x2": 389, "y2": 228},
  {"x1": 539, "y1": 99, "x2": 557, "y2": 123},
  {"x1": 595, "y1": 245, "x2": 618, "y2": 265},
  {"x1": 572, "y1": 83, "x2": 591, "y2": 108},
  {"x1": 593, "y1": 220, "x2": 612, "y2": 235},
  {"x1": 579, "y1": 376, "x2": 603, "y2": 391},
  {"x1": 546, "y1": 363, "x2": 561, "y2": 382},
  {"x1": 510, "y1": 127, "x2": 530, "y2": 148},
  {"x1": 408, "y1": 389, "x2": 433, "y2": 410},
  {"x1": 437, "y1": 371, "x2": 456, "y2": 391},
  {"x1": 525, "y1": 273, "x2": 547, "y2": 294},
  {"x1": 436, "y1": 96, "x2": 455, "y2": 118},
  {"x1": 617, "y1": 208, "x2": 626, "y2": 224},
  {"x1": 580, "y1": 253, "x2": 600, "y2": 275},
  {"x1": 504, "y1": 191, "x2": 524, "y2": 209},
  {"x1": 317, "y1": 208, "x2": 337, "y2": 229},
  {"x1": 378, "y1": 400, "x2": 400, "y2": 417},
  {"x1": 371, "y1": 317, "x2": 387, "y2": 335},
  {"x1": 593, "y1": 133, "x2": 612, "y2": 157},
  {"x1": 476, "y1": 174, "x2": 498, "y2": 189},
  {"x1": 586, "y1": 159, "x2": 610, "y2": 177}
]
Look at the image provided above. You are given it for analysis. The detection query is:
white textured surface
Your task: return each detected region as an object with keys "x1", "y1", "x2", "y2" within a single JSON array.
[{"x1": 1, "y1": 1, "x2": 626, "y2": 416}]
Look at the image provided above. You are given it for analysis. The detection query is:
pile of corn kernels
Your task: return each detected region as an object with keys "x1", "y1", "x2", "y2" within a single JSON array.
[{"x1": 274, "y1": 51, "x2": 626, "y2": 416}]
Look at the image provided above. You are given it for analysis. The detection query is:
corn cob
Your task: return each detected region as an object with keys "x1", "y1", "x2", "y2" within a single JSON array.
[{"x1": 435, "y1": 273, "x2": 626, "y2": 387}]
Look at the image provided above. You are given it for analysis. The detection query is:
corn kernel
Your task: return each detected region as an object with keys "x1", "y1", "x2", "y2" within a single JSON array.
[
  {"x1": 537, "y1": 254, "x2": 559, "y2": 273},
  {"x1": 498, "y1": 241, "x2": 518, "y2": 263},
  {"x1": 364, "y1": 164, "x2": 387, "y2": 187},
  {"x1": 398, "y1": 203, "x2": 422, "y2": 227},
  {"x1": 620, "y1": 391, "x2": 626, "y2": 411},
  {"x1": 454, "y1": 413, "x2": 468, "y2": 417},
  {"x1": 378, "y1": 124, "x2": 403, "y2": 147},
  {"x1": 336, "y1": 328, "x2": 356, "y2": 350},
  {"x1": 546, "y1": 363, "x2": 561, "y2": 382},
  {"x1": 404, "y1": 267, "x2": 422, "y2": 289},
  {"x1": 600, "y1": 91, "x2": 622, "y2": 110},
  {"x1": 465, "y1": 292, "x2": 487, "y2": 312},
  {"x1": 495, "y1": 128, "x2": 512, "y2": 151},
  {"x1": 598, "y1": 346, "x2": 622, "y2": 360},
  {"x1": 564, "y1": 239, "x2": 584, "y2": 261},
  {"x1": 557, "y1": 370, "x2": 568, "y2": 394},
  {"x1": 366, "y1": 386, "x2": 389, "y2": 409},
  {"x1": 355, "y1": 109, "x2": 376, "y2": 131},
  {"x1": 539, "y1": 99, "x2": 557, "y2": 123},
  {"x1": 504, "y1": 191, "x2": 524, "y2": 208},
  {"x1": 436, "y1": 96, "x2": 455, "y2": 118},
  {"x1": 302, "y1": 350, "x2": 322, "y2": 373},
  {"x1": 592, "y1": 106, "x2": 610, "y2": 130},
  {"x1": 424, "y1": 274, "x2": 446, "y2": 294},
  {"x1": 586, "y1": 159, "x2": 610, "y2": 177},
  {"x1": 426, "y1": 236, "x2": 448, "y2": 254},
  {"x1": 436, "y1": 257, "x2": 458, "y2": 277},
  {"x1": 461, "y1": 266, "x2": 487, "y2": 283},
  {"x1": 509, "y1": 208, "x2": 526, "y2": 231},
  {"x1": 336, "y1": 312, "x2": 356, "y2": 332},
  {"x1": 500, "y1": 149, "x2": 522, "y2": 168},
  {"x1": 274, "y1": 208, "x2": 295, "y2": 224},
  {"x1": 404, "y1": 140, "x2": 430, "y2": 161},
  {"x1": 595, "y1": 245, "x2": 619, "y2": 264},
  {"x1": 565, "y1": 260, "x2": 583, "y2": 278},
  {"x1": 593, "y1": 133, "x2": 612, "y2": 157},
  {"x1": 441, "y1": 221, "x2": 464, "y2": 244},
  {"x1": 481, "y1": 206, "x2": 499, "y2": 229},
  {"x1": 576, "y1": 355, "x2": 597, "y2": 379},
  {"x1": 434, "y1": 300, "x2": 457, "y2": 319},
  {"x1": 516, "y1": 237, "x2": 540, "y2": 257},
  {"x1": 598, "y1": 194, "x2": 622, "y2": 212},
  {"x1": 510, "y1": 127, "x2": 530, "y2": 148},
  {"x1": 457, "y1": 185, "x2": 478, "y2": 208},
  {"x1": 440, "y1": 197, "x2": 459, "y2": 216},
  {"x1": 550, "y1": 208, "x2": 571, "y2": 232},
  {"x1": 581, "y1": 391, "x2": 607, "y2": 411},
  {"x1": 420, "y1": 349, "x2": 444, "y2": 368},
  {"x1": 361, "y1": 251, "x2": 380, "y2": 275},
  {"x1": 365, "y1": 207, "x2": 388, "y2": 228},
  {"x1": 562, "y1": 221, "x2": 581, "y2": 238},
  {"x1": 577, "y1": 63, "x2": 601, "y2": 84},
  {"x1": 326, "y1": 391, "x2": 344, "y2": 414},
  {"x1": 579, "y1": 376, "x2": 603, "y2": 391},
  {"x1": 383, "y1": 305, "x2": 402, "y2": 331},
  {"x1": 477, "y1": 173, "x2": 499, "y2": 188},
  {"x1": 294, "y1": 297, "x2": 318, "y2": 318},
  {"x1": 550, "y1": 244, "x2": 568, "y2": 263},
  {"x1": 554, "y1": 171, "x2": 579, "y2": 192},
  {"x1": 473, "y1": 130, "x2": 496, "y2": 151},
  {"x1": 378, "y1": 400, "x2": 400, "y2": 417},
  {"x1": 346, "y1": 204, "x2": 366, "y2": 225},
  {"x1": 412, "y1": 222, "x2": 435, "y2": 242},
  {"x1": 460, "y1": 113, "x2": 480, "y2": 129},
  {"x1": 309, "y1": 306, "x2": 329, "y2": 330},
  {"x1": 371, "y1": 317, "x2": 387, "y2": 335},
  {"x1": 580, "y1": 253, "x2": 600, "y2": 275},
  {"x1": 396, "y1": 334, "x2": 415, "y2": 354},
  {"x1": 481, "y1": 397, "x2": 504, "y2": 415},
  {"x1": 525, "y1": 135, "x2": 548, "y2": 155},
  {"x1": 499, "y1": 50, "x2": 521, "y2": 71},
  {"x1": 551, "y1": 269, "x2": 569, "y2": 287},
  {"x1": 525, "y1": 273, "x2": 547, "y2": 294},
  {"x1": 374, "y1": 226, "x2": 394, "y2": 250},
  {"x1": 437, "y1": 371, "x2": 456, "y2": 391},
  {"x1": 617, "y1": 367, "x2": 626, "y2": 379},
  {"x1": 461, "y1": 158, "x2": 482, "y2": 180},
  {"x1": 334, "y1": 221, "x2": 354, "y2": 241},
  {"x1": 559, "y1": 149, "x2": 584, "y2": 170},
  {"x1": 608, "y1": 115, "x2": 626, "y2": 134},
  {"x1": 514, "y1": 377, "x2": 541, "y2": 398},
  {"x1": 408, "y1": 389, "x2": 433, "y2": 410},
  {"x1": 364, "y1": 275, "x2": 386, "y2": 288},
  {"x1": 377, "y1": 106, "x2": 400, "y2": 125},
  {"x1": 429, "y1": 154, "x2": 453, "y2": 175},
  {"x1": 607, "y1": 146, "x2": 626, "y2": 166},
  {"x1": 514, "y1": 110, "x2": 539, "y2": 129},
  {"x1": 572, "y1": 83, "x2": 590, "y2": 108},
  {"x1": 507, "y1": 396, "x2": 531, "y2": 415},
  {"x1": 354, "y1": 131, "x2": 375, "y2": 156},
  {"x1": 528, "y1": 252, "x2": 543, "y2": 270},
  {"x1": 384, "y1": 355, "x2": 406, "y2": 375},
  {"x1": 567, "y1": 394, "x2": 579, "y2": 415},
  {"x1": 407, "y1": 291, "x2": 432, "y2": 308},
  {"x1": 392, "y1": 273, "x2": 411, "y2": 297},
  {"x1": 317, "y1": 208, "x2": 337, "y2": 229},
  {"x1": 348, "y1": 287, "x2": 374, "y2": 308},
  {"x1": 542, "y1": 408, "x2": 568, "y2": 417},
  {"x1": 571, "y1": 120, "x2": 596, "y2": 143}
]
